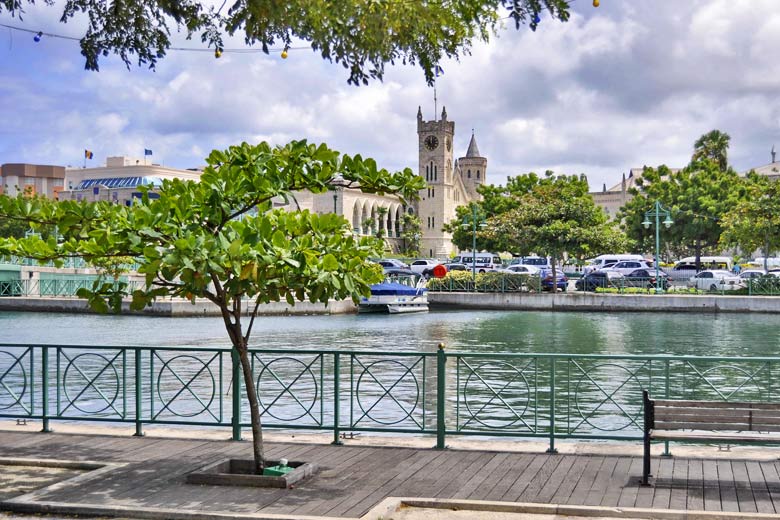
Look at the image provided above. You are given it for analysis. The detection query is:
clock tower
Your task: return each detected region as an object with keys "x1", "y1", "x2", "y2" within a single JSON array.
[{"x1": 416, "y1": 105, "x2": 458, "y2": 258}]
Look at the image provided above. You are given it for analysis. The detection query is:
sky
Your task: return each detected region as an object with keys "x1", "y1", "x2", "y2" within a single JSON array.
[{"x1": 2, "y1": 0, "x2": 780, "y2": 191}]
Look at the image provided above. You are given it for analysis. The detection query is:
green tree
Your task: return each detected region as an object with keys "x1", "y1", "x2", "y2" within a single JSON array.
[
  {"x1": 618, "y1": 160, "x2": 746, "y2": 270},
  {"x1": 400, "y1": 213, "x2": 422, "y2": 257},
  {"x1": 720, "y1": 172, "x2": 780, "y2": 271},
  {"x1": 2, "y1": 0, "x2": 571, "y2": 84},
  {"x1": 485, "y1": 173, "x2": 628, "y2": 283},
  {"x1": 0, "y1": 140, "x2": 424, "y2": 474},
  {"x1": 692, "y1": 129, "x2": 731, "y2": 172}
]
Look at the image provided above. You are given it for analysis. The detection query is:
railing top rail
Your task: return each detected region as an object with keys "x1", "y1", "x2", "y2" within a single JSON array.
[{"x1": 1, "y1": 343, "x2": 780, "y2": 363}]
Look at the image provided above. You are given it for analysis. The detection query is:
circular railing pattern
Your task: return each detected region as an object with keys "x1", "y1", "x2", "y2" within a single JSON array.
[
  {"x1": 355, "y1": 359, "x2": 419, "y2": 426},
  {"x1": 256, "y1": 357, "x2": 318, "y2": 422},
  {"x1": 574, "y1": 363, "x2": 643, "y2": 432},
  {"x1": 463, "y1": 361, "x2": 531, "y2": 429},
  {"x1": 0, "y1": 351, "x2": 27, "y2": 411},
  {"x1": 156, "y1": 355, "x2": 216, "y2": 418},
  {"x1": 63, "y1": 353, "x2": 120, "y2": 414}
]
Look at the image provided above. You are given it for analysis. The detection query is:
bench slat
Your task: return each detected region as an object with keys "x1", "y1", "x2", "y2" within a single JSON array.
[
  {"x1": 650, "y1": 430, "x2": 780, "y2": 443},
  {"x1": 653, "y1": 400, "x2": 780, "y2": 411},
  {"x1": 654, "y1": 412, "x2": 780, "y2": 426},
  {"x1": 655, "y1": 421, "x2": 780, "y2": 432}
]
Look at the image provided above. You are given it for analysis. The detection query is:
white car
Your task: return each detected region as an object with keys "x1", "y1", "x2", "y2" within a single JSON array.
[
  {"x1": 687, "y1": 270, "x2": 744, "y2": 292},
  {"x1": 739, "y1": 269, "x2": 767, "y2": 280},
  {"x1": 498, "y1": 265, "x2": 541, "y2": 275},
  {"x1": 409, "y1": 259, "x2": 441, "y2": 274},
  {"x1": 602, "y1": 260, "x2": 654, "y2": 275}
]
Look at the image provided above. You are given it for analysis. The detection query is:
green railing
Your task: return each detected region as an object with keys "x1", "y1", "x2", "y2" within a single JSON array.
[
  {"x1": 0, "y1": 279, "x2": 143, "y2": 297},
  {"x1": 1, "y1": 344, "x2": 777, "y2": 451}
]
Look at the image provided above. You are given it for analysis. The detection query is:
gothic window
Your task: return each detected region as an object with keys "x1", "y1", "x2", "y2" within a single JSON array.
[
  {"x1": 467, "y1": 169, "x2": 471, "y2": 179},
  {"x1": 431, "y1": 188, "x2": 435, "y2": 198},
  {"x1": 477, "y1": 170, "x2": 481, "y2": 180},
  {"x1": 426, "y1": 165, "x2": 429, "y2": 180},
  {"x1": 434, "y1": 165, "x2": 437, "y2": 181},
  {"x1": 427, "y1": 216, "x2": 431, "y2": 228},
  {"x1": 432, "y1": 216, "x2": 435, "y2": 228}
]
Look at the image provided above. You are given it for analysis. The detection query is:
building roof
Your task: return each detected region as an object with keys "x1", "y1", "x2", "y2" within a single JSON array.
[
  {"x1": 465, "y1": 132, "x2": 481, "y2": 158},
  {"x1": 75, "y1": 177, "x2": 162, "y2": 190}
]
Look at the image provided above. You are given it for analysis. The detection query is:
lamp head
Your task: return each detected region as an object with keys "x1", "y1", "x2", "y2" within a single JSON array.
[
  {"x1": 641, "y1": 219, "x2": 651, "y2": 229},
  {"x1": 663, "y1": 217, "x2": 674, "y2": 228}
]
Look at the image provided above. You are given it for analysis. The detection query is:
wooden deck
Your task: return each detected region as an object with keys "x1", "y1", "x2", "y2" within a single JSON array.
[{"x1": 1, "y1": 431, "x2": 780, "y2": 518}]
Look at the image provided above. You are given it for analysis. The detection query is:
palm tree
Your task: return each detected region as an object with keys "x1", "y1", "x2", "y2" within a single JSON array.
[{"x1": 692, "y1": 130, "x2": 731, "y2": 171}]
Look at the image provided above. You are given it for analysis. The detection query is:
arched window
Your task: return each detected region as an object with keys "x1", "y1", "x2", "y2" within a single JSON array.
[
  {"x1": 432, "y1": 187, "x2": 435, "y2": 198},
  {"x1": 467, "y1": 169, "x2": 471, "y2": 179},
  {"x1": 477, "y1": 170, "x2": 480, "y2": 180},
  {"x1": 425, "y1": 165, "x2": 429, "y2": 181}
]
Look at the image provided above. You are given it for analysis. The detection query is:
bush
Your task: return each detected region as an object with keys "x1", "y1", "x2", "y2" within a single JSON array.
[{"x1": 426, "y1": 270, "x2": 540, "y2": 292}]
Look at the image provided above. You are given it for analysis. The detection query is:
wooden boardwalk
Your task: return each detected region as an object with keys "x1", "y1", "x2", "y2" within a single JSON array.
[{"x1": 1, "y1": 431, "x2": 780, "y2": 518}]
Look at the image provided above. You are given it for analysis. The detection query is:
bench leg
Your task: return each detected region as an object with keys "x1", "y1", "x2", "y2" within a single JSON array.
[{"x1": 642, "y1": 436, "x2": 651, "y2": 485}]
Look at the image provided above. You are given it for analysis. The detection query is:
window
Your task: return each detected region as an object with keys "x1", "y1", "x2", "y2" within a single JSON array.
[
  {"x1": 477, "y1": 170, "x2": 481, "y2": 179},
  {"x1": 427, "y1": 216, "x2": 431, "y2": 228},
  {"x1": 432, "y1": 216, "x2": 435, "y2": 228},
  {"x1": 434, "y1": 165, "x2": 437, "y2": 181},
  {"x1": 431, "y1": 187, "x2": 434, "y2": 198},
  {"x1": 467, "y1": 169, "x2": 471, "y2": 178}
]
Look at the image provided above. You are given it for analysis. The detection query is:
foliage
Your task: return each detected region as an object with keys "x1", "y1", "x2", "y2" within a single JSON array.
[
  {"x1": 484, "y1": 172, "x2": 629, "y2": 281},
  {"x1": 0, "y1": 139, "x2": 424, "y2": 473},
  {"x1": 400, "y1": 213, "x2": 422, "y2": 257},
  {"x1": 0, "y1": 213, "x2": 27, "y2": 239},
  {"x1": 618, "y1": 160, "x2": 746, "y2": 269},
  {"x1": 2, "y1": 0, "x2": 571, "y2": 85},
  {"x1": 692, "y1": 129, "x2": 731, "y2": 172},
  {"x1": 425, "y1": 269, "x2": 540, "y2": 292},
  {"x1": 719, "y1": 172, "x2": 780, "y2": 269}
]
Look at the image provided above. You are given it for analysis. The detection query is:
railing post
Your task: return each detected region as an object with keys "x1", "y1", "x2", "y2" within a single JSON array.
[
  {"x1": 663, "y1": 359, "x2": 671, "y2": 457},
  {"x1": 332, "y1": 353, "x2": 343, "y2": 445},
  {"x1": 436, "y1": 343, "x2": 447, "y2": 450},
  {"x1": 547, "y1": 358, "x2": 557, "y2": 453},
  {"x1": 231, "y1": 349, "x2": 242, "y2": 441},
  {"x1": 134, "y1": 349, "x2": 144, "y2": 436},
  {"x1": 41, "y1": 346, "x2": 51, "y2": 433}
]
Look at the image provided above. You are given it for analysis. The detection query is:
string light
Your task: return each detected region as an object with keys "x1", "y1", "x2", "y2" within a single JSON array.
[
  {"x1": 33, "y1": 31, "x2": 42, "y2": 42},
  {"x1": 593, "y1": 0, "x2": 600, "y2": 7},
  {"x1": 281, "y1": 46, "x2": 288, "y2": 59},
  {"x1": 214, "y1": 48, "x2": 222, "y2": 58}
]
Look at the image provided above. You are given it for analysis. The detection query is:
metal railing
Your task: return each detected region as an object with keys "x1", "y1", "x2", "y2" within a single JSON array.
[
  {"x1": 2, "y1": 344, "x2": 777, "y2": 451},
  {"x1": 0, "y1": 279, "x2": 143, "y2": 297}
]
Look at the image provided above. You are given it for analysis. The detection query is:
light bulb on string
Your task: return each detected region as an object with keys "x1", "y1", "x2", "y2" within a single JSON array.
[
  {"x1": 533, "y1": 14, "x2": 541, "y2": 24},
  {"x1": 281, "y1": 47, "x2": 288, "y2": 59},
  {"x1": 214, "y1": 48, "x2": 222, "y2": 58},
  {"x1": 33, "y1": 31, "x2": 42, "y2": 42},
  {"x1": 593, "y1": 0, "x2": 600, "y2": 7}
]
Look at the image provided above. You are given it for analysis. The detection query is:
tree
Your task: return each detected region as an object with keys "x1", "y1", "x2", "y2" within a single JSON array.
[
  {"x1": 400, "y1": 213, "x2": 422, "y2": 257},
  {"x1": 692, "y1": 130, "x2": 731, "y2": 172},
  {"x1": 485, "y1": 173, "x2": 628, "y2": 283},
  {"x1": 0, "y1": 139, "x2": 424, "y2": 474},
  {"x1": 720, "y1": 172, "x2": 780, "y2": 271},
  {"x1": 618, "y1": 160, "x2": 746, "y2": 270},
  {"x1": 444, "y1": 172, "x2": 548, "y2": 251},
  {"x1": 1, "y1": 0, "x2": 571, "y2": 84}
]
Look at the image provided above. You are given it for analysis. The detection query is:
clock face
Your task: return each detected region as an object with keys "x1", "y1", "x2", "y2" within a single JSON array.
[{"x1": 425, "y1": 135, "x2": 439, "y2": 151}]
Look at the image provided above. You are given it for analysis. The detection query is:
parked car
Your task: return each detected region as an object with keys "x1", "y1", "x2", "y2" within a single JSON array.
[
  {"x1": 603, "y1": 260, "x2": 655, "y2": 276},
  {"x1": 687, "y1": 270, "x2": 744, "y2": 292},
  {"x1": 740, "y1": 269, "x2": 767, "y2": 280},
  {"x1": 409, "y1": 259, "x2": 441, "y2": 274},
  {"x1": 540, "y1": 269, "x2": 568, "y2": 291},
  {"x1": 421, "y1": 262, "x2": 468, "y2": 277},
  {"x1": 583, "y1": 254, "x2": 645, "y2": 275},
  {"x1": 376, "y1": 259, "x2": 409, "y2": 271},
  {"x1": 624, "y1": 268, "x2": 670, "y2": 290},
  {"x1": 575, "y1": 270, "x2": 625, "y2": 291},
  {"x1": 509, "y1": 256, "x2": 551, "y2": 269},
  {"x1": 498, "y1": 265, "x2": 541, "y2": 275}
]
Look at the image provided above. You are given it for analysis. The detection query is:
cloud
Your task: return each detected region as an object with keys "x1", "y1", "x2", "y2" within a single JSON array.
[{"x1": 2, "y1": 1, "x2": 780, "y2": 191}]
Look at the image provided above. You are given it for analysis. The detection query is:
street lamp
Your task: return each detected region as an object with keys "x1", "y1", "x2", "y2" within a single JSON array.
[
  {"x1": 641, "y1": 201, "x2": 674, "y2": 294},
  {"x1": 461, "y1": 204, "x2": 486, "y2": 282}
]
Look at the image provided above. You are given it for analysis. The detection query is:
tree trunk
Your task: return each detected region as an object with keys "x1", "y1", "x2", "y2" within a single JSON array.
[
  {"x1": 694, "y1": 239, "x2": 702, "y2": 271},
  {"x1": 235, "y1": 339, "x2": 265, "y2": 474}
]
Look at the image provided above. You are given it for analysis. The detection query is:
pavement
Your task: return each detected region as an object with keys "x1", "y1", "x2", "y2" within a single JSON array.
[{"x1": 2, "y1": 421, "x2": 780, "y2": 520}]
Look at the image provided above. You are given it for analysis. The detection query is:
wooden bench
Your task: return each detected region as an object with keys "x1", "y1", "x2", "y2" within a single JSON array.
[{"x1": 642, "y1": 390, "x2": 780, "y2": 485}]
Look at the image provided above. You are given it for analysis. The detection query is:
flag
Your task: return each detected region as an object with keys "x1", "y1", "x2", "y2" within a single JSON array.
[
  {"x1": 435, "y1": 65, "x2": 444, "y2": 77},
  {"x1": 144, "y1": 149, "x2": 153, "y2": 156},
  {"x1": 84, "y1": 149, "x2": 93, "y2": 159}
]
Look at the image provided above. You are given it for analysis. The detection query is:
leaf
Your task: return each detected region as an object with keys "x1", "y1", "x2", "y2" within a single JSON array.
[{"x1": 322, "y1": 253, "x2": 339, "y2": 272}]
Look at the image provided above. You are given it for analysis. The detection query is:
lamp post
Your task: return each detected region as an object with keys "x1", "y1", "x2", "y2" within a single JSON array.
[
  {"x1": 461, "y1": 204, "x2": 486, "y2": 283},
  {"x1": 641, "y1": 201, "x2": 674, "y2": 294}
]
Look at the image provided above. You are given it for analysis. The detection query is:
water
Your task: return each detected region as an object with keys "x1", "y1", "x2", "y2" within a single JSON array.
[{"x1": 1, "y1": 309, "x2": 778, "y2": 356}]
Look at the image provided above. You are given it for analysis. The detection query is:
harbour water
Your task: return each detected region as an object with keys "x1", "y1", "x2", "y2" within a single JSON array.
[{"x1": 0, "y1": 309, "x2": 778, "y2": 356}]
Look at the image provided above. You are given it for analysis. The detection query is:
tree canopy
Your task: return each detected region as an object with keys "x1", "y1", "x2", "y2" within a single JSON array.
[
  {"x1": 0, "y1": 139, "x2": 424, "y2": 473},
  {"x1": 2, "y1": 0, "x2": 572, "y2": 84},
  {"x1": 692, "y1": 129, "x2": 731, "y2": 172},
  {"x1": 618, "y1": 159, "x2": 746, "y2": 268}
]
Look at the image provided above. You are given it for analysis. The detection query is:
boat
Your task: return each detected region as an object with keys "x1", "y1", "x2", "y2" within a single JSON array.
[{"x1": 358, "y1": 269, "x2": 428, "y2": 314}]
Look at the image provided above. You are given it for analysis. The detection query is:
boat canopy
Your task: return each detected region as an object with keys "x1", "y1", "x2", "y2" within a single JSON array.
[{"x1": 369, "y1": 282, "x2": 426, "y2": 296}]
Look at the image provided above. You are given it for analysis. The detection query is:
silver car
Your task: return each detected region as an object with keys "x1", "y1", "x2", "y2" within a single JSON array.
[{"x1": 687, "y1": 270, "x2": 744, "y2": 291}]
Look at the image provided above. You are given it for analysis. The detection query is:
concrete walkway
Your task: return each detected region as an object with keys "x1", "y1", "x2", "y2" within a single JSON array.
[{"x1": 2, "y1": 427, "x2": 780, "y2": 520}]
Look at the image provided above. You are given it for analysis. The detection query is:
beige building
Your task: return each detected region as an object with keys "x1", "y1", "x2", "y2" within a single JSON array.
[
  {"x1": 0, "y1": 163, "x2": 65, "y2": 198},
  {"x1": 61, "y1": 156, "x2": 202, "y2": 205}
]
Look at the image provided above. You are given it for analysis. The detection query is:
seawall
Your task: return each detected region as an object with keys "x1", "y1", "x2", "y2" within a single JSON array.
[
  {"x1": 0, "y1": 297, "x2": 358, "y2": 316},
  {"x1": 429, "y1": 291, "x2": 780, "y2": 313}
]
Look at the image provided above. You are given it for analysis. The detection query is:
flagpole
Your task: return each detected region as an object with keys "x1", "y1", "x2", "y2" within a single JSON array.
[{"x1": 434, "y1": 81, "x2": 438, "y2": 122}]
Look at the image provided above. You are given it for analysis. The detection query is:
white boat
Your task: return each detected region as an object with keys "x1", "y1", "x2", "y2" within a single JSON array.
[{"x1": 358, "y1": 273, "x2": 428, "y2": 314}]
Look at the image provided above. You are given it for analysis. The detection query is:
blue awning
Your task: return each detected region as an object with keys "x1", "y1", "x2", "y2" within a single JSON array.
[
  {"x1": 75, "y1": 177, "x2": 163, "y2": 190},
  {"x1": 370, "y1": 282, "x2": 426, "y2": 296}
]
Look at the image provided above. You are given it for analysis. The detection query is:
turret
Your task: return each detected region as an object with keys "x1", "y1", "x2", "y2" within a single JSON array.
[{"x1": 458, "y1": 130, "x2": 487, "y2": 199}]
